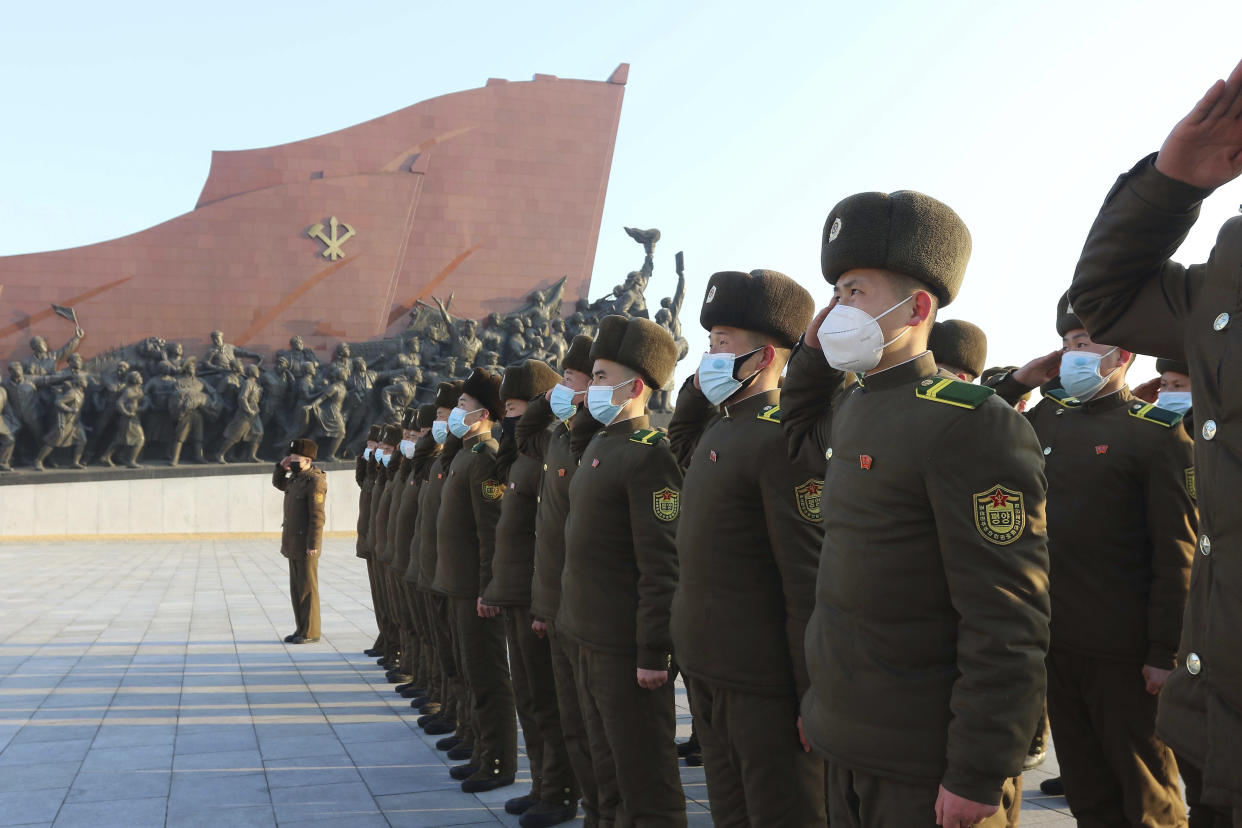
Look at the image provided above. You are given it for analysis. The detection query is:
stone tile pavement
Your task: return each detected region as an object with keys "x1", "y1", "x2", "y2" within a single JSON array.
[{"x1": 0, "y1": 538, "x2": 1074, "y2": 826}]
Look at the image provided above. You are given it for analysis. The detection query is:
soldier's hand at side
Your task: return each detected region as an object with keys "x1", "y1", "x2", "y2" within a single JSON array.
[
  {"x1": 1012, "y1": 349, "x2": 1062, "y2": 389},
  {"x1": 476, "y1": 598, "x2": 500, "y2": 619},
  {"x1": 1143, "y1": 664, "x2": 1173, "y2": 695},
  {"x1": 306, "y1": 548, "x2": 319, "y2": 558},
  {"x1": 934, "y1": 785, "x2": 997, "y2": 828},
  {"x1": 1132, "y1": 377, "x2": 1161, "y2": 404},
  {"x1": 1157, "y1": 57, "x2": 1242, "y2": 189},
  {"x1": 796, "y1": 716, "x2": 810, "y2": 753},
  {"x1": 803, "y1": 307, "x2": 831, "y2": 352},
  {"x1": 531, "y1": 619, "x2": 547, "y2": 638},
  {"x1": 636, "y1": 668, "x2": 667, "y2": 689}
]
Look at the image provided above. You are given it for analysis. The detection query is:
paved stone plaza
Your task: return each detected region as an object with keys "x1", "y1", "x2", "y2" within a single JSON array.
[{"x1": 0, "y1": 538, "x2": 1074, "y2": 826}]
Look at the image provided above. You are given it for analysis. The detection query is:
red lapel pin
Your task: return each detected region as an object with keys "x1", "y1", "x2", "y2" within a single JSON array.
[
  {"x1": 709, "y1": 450, "x2": 718, "y2": 462},
  {"x1": 591, "y1": 459, "x2": 600, "y2": 468},
  {"x1": 1095, "y1": 445, "x2": 1109, "y2": 455},
  {"x1": 859, "y1": 455, "x2": 873, "y2": 470}
]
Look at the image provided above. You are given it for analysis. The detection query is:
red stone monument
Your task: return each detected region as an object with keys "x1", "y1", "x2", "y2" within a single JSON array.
[{"x1": 0, "y1": 65, "x2": 629, "y2": 362}]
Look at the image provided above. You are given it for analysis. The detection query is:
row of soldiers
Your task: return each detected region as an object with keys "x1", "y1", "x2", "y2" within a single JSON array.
[{"x1": 345, "y1": 176, "x2": 1238, "y2": 828}]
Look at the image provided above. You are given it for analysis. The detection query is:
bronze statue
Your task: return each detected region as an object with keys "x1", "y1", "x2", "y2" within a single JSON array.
[
  {"x1": 202, "y1": 330, "x2": 263, "y2": 375},
  {"x1": 213, "y1": 365, "x2": 263, "y2": 463},
  {"x1": 32, "y1": 376, "x2": 88, "y2": 471},
  {"x1": 100, "y1": 371, "x2": 146, "y2": 468}
]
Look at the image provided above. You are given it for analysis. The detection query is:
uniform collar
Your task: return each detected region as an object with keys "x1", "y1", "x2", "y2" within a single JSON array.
[
  {"x1": 1081, "y1": 385, "x2": 1134, "y2": 414},
  {"x1": 858, "y1": 351, "x2": 938, "y2": 393},
  {"x1": 722, "y1": 388, "x2": 780, "y2": 419},
  {"x1": 464, "y1": 431, "x2": 490, "y2": 449},
  {"x1": 606, "y1": 413, "x2": 649, "y2": 436}
]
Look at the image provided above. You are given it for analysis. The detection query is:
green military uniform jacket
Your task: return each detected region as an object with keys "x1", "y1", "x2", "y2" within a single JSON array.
[
  {"x1": 415, "y1": 435, "x2": 461, "y2": 593},
  {"x1": 366, "y1": 461, "x2": 391, "y2": 561},
  {"x1": 400, "y1": 434, "x2": 440, "y2": 584},
  {"x1": 668, "y1": 382, "x2": 823, "y2": 698},
  {"x1": 433, "y1": 431, "x2": 503, "y2": 599},
  {"x1": 989, "y1": 375, "x2": 1196, "y2": 668},
  {"x1": 781, "y1": 348, "x2": 1050, "y2": 807},
  {"x1": 273, "y1": 463, "x2": 327, "y2": 559},
  {"x1": 386, "y1": 455, "x2": 415, "y2": 574},
  {"x1": 560, "y1": 414, "x2": 683, "y2": 672},
  {"x1": 482, "y1": 426, "x2": 542, "y2": 607},
  {"x1": 372, "y1": 460, "x2": 400, "y2": 567},
  {"x1": 1069, "y1": 153, "x2": 1242, "y2": 803},
  {"x1": 356, "y1": 455, "x2": 377, "y2": 559}
]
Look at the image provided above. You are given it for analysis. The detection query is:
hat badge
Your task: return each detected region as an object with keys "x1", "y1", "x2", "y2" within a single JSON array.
[
  {"x1": 705, "y1": 286, "x2": 717, "y2": 304},
  {"x1": 828, "y1": 217, "x2": 842, "y2": 243}
]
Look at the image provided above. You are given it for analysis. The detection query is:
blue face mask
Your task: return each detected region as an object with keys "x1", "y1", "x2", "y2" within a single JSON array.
[
  {"x1": 1156, "y1": 390, "x2": 1192, "y2": 415},
  {"x1": 379, "y1": 450, "x2": 392, "y2": 467},
  {"x1": 697, "y1": 348, "x2": 762, "y2": 406},
  {"x1": 1059, "y1": 348, "x2": 1118, "y2": 401},
  {"x1": 448, "y1": 406, "x2": 482, "y2": 438},
  {"x1": 587, "y1": 378, "x2": 634, "y2": 426},
  {"x1": 431, "y1": 420, "x2": 448, "y2": 444},
  {"x1": 549, "y1": 383, "x2": 580, "y2": 420}
]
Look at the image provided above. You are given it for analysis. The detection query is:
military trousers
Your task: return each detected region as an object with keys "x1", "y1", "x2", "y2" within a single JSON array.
[
  {"x1": 394, "y1": 578, "x2": 422, "y2": 680},
  {"x1": 424, "y1": 591, "x2": 473, "y2": 745},
  {"x1": 546, "y1": 620, "x2": 601, "y2": 826},
  {"x1": 684, "y1": 675, "x2": 826, "y2": 827},
  {"x1": 451, "y1": 597, "x2": 516, "y2": 775},
  {"x1": 287, "y1": 553, "x2": 320, "y2": 639},
  {"x1": 364, "y1": 559, "x2": 385, "y2": 652},
  {"x1": 405, "y1": 584, "x2": 434, "y2": 689},
  {"x1": 505, "y1": 607, "x2": 578, "y2": 807},
  {"x1": 826, "y1": 762, "x2": 1020, "y2": 828},
  {"x1": 1046, "y1": 650, "x2": 1186, "y2": 827},
  {"x1": 1177, "y1": 755, "x2": 1239, "y2": 828},
  {"x1": 573, "y1": 645, "x2": 685, "y2": 827}
]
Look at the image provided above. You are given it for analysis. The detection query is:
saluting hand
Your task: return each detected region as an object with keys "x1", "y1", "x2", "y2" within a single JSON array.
[
  {"x1": 934, "y1": 785, "x2": 997, "y2": 828},
  {"x1": 1131, "y1": 377, "x2": 1161, "y2": 405},
  {"x1": 636, "y1": 668, "x2": 667, "y2": 690},
  {"x1": 803, "y1": 306, "x2": 832, "y2": 352},
  {"x1": 1157, "y1": 57, "x2": 1242, "y2": 189},
  {"x1": 1012, "y1": 349, "x2": 1062, "y2": 389}
]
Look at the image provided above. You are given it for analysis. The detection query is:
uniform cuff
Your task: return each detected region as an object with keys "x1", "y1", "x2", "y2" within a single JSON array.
[
  {"x1": 1129, "y1": 153, "x2": 1216, "y2": 213},
  {"x1": 1145, "y1": 645, "x2": 1177, "y2": 672},
  {"x1": 941, "y1": 765, "x2": 1003, "y2": 808},
  {"x1": 637, "y1": 648, "x2": 671, "y2": 672}
]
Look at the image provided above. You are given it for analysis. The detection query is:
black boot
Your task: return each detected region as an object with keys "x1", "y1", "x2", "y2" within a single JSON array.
[
  {"x1": 505, "y1": 793, "x2": 539, "y2": 815},
  {"x1": 449, "y1": 763, "x2": 479, "y2": 781},
  {"x1": 1039, "y1": 777, "x2": 1063, "y2": 796},
  {"x1": 434, "y1": 735, "x2": 462, "y2": 751},
  {"x1": 519, "y1": 801, "x2": 579, "y2": 828},
  {"x1": 446, "y1": 743, "x2": 473, "y2": 761}
]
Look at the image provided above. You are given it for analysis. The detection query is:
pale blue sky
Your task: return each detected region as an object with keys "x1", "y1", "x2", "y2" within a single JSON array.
[{"x1": 4, "y1": 0, "x2": 1242, "y2": 384}]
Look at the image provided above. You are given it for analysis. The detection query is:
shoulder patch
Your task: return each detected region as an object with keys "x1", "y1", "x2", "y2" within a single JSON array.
[
  {"x1": 915, "y1": 378, "x2": 995, "y2": 410},
  {"x1": 652, "y1": 487, "x2": 680, "y2": 521},
  {"x1": 313, "y1": 492, "x2": 325, "y2": 504},
  {"x1": 794, "y1": 478, "x2": 823, "y2": 522},
  {"x1": 480, "y1": 479, "x2": 503, "y2": 501},
  {"x1": 471, "y1": 442, "x2": 485, "y2": 453},
  {"x1": 1128, "y1": 402, "x2": 1183, "y2": 428},
  {"x1": 756, "y1": 404, "x2": 782, "y2": 423},
  {"x1": 629, "y1": 428, "x2": 666, "y2": 446},
  {"x1": 973, "y1": 485, "x2": 1026, "y2": 545},
  {"x1": 1042, "y1": 388, "x2": 1082, "y2": 408}
]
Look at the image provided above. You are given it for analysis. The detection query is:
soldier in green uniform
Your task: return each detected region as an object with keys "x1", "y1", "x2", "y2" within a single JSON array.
[
  {"x1": 415, "y1": 383, "x2": 470, "y2": 746},
  {"x1": 358, "y1": 424, "x2": 385, "y2": 657},
  {"x1": 391, "y1": 405, "x2": 436, "y2": 700},
  {"x1": 781, "y1": 190, "x2": 1050, "y2": 828},
  {"x1": 667, "y1": 269, "x2": 825, "y2": 827},
  {"x1": 273, "y1": 438, "x2": 326, "y2": 644},
  {"x1": 480, "y1": 359, "x2": 580, "y2": 827},
  {"x1": 928, "y1": 319, "x2": 987, "y2": 382},
  {"x1": 372, "y1": 424, "x2": 405, "y2": 674},
  {"x1": 517, "y1": 336, "x2": 603, "y2": 827},
  {"x1": 383, "y1": 410, "x2": 421, "y2": 686},
  {"x1": 988, "y1": 297, "x2": 1196, "y2": 825},
  {"x1": 1066, "y1": 60, "x2": 1242, "y2": 817},
  {"x1": 560, "y1": 315, "x2": 686, "y2": 827},
  {"x1": 433, "y1": 369, "x2": 518, "y2": 792}
]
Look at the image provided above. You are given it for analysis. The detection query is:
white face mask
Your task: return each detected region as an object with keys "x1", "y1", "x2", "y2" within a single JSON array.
[
  {"x1": 399, "y1": 439, "x2": 416, "y2": 459},
  {"x1": 1059, "y1": 347, "x2": 1118, "y2": 401},
  {"x1": 816, "y1": 296, "x2": 913, "y2": 373},
  {"x1": 697, "y1": 348, "x2": 761, "y2": 406},
  {"x1": 587, "y1": 379, "x2": 634, "y2": 426},
  {"x1": 1156, "y1": 390, "x2": 1192, "y2": 415},
  {"x1": 549, "y1": 383, "x2": 580, "y2": 420},
  {"x1": 379, "y1": 450, "x2": 392, "y2": 467},
  {"x1": 431, "y1": 420, "x2": 448, "y2": 444},
  {"x1": 363, "y1": 447, "x2": 373, "y2": 461},
  {"x1": 448, "y1": 406, "x2": 482, "y2": 438}
]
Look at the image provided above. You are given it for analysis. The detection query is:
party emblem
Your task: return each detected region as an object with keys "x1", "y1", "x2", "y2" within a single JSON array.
[
  {"x1": 481, "y1": 479, "x2": 504, "y2": 501},
  {"x1": 652, "y1": 487, "x2": 680, "y2": 522},
  {"x1": 859, "y1": 454, "x2": 872, "y2": 470},
  {"x1": 974, "y1": 485, "x2": 1025, "y2": 545},
  {"x1": 794, "y1": 478, "x2": 824, "y2": 522}
]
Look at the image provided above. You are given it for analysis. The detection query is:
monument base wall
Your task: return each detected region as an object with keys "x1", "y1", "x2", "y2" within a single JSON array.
[{"x1": 0, "y1": 468, "x2": 360, "y2": 539}]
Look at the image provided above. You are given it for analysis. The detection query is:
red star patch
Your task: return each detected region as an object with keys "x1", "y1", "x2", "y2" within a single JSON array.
[
  {"x1": 1095, "y1": 445, "x2": 1109, "y2": 455},
  {"x1": 557, "y1": 468, "x2": 565, "y2": 477},
  {"x1": 591, "y1": 459, "x2": 600, "y2": 468},
  {"x1": 709, "y1": 450, "x2": 717, "y2": 462},
  {"x1": 859, "y1": 455, "x2": 872, "y2": 470},
  {"x1": 990, "y1": 491, "x2": 1010, "y2": 508}
]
